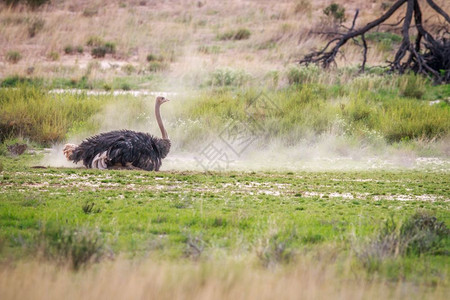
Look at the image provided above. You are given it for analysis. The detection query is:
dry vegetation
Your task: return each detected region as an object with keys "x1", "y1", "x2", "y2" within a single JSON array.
[
  {"x1": 1, "y1": 258, "x2": 447, "y2": 300},
  {"x1": 1, "y1": 0, "x2": 448, "y2": 86}
]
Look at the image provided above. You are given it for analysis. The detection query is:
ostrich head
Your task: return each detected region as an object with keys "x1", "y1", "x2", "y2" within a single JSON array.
[{"x1": 156, "y1": 96, "x2": 170, "y2": 105}]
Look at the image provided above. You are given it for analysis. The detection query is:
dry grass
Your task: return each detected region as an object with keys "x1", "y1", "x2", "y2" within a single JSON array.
[
  {"x1": 0, "y1": 257, "x2": 447, "y2": 300},
  {"x1": 1, "y1": 0, "x2": 448, "y2": 84}
]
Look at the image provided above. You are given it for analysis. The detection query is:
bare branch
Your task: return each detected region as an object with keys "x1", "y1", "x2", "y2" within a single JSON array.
[{"x1": 426, "y1": 0, "x2": 450, "y2": 23}]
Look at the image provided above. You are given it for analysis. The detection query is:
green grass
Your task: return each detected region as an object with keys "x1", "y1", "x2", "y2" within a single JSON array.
[
  {"x1": 1, "y1": 74, "x2": 449, "y2": 147},
  {"x1": 0, "y1": 153, "x2": 448, "y2": 282}
]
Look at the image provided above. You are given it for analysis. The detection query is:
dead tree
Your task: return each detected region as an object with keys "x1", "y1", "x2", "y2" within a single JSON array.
[{"x1": 300, "y1": 0, "x2": 450, "y2": 83}]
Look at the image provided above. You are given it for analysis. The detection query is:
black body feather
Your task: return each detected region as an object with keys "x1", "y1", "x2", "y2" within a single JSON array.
[{"x1": 70, "y1": 130, "x2": 171, "y2": 171}]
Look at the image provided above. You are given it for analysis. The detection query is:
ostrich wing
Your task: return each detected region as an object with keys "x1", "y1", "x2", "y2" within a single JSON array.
[{"x1": 72, "y1": 130, "x2": 163, "y2": 171}]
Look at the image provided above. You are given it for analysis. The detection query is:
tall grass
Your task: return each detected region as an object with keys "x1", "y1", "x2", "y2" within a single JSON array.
[
  {"x1": 0, "y1": 77, "x2": 449, "y2": 147},
  {"x1": 186, "y1": 84, "x2": 450, "y2": 145},
  {"x1": 0, "y1": 255, "x2": 447, "y2": 300},
  {"x1": 0, "y1": 86, "x2": 108, "y2": 144}
]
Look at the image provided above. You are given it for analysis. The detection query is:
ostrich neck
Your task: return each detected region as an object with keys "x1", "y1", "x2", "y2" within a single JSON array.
[{"x1": 155, "y1": 102, "x2": 168, "y2": 139}]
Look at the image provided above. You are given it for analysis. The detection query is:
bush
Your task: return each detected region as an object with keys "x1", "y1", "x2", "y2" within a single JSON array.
[
  {"x1": 40, "y1": 224, "x2": 107, "y2": 270},
  {"x1": 146, "y1": 53, "x2": 163, "y2": 62},
  {"x1": 65, "y1": 45, "x2": 83, "y2": 55},
  {"x1": 218, "y1": 28, "x2": 251, "y2": 40},
  {"x1": 323, "y1": 3, "x2": 346, "y2": 24},
  {"x1": 256, "y1": 229, "x2": 297, "y2": 268},
  {"x1": 6, "y1": 0, "x2": 50, "y2": 8},
  {"x1": 26, "y1": 0, "x2": 50, "y2": 8},
  {"x1": 121, "y1": 82, "x2": 131, "y2": 91},
  {"x1": 121, "y1": 64, "x2": 136, "y2": 75},
  {"x1": 234, "y1": 28, "x2": 251, "y2": 40},
  {"x1": 6, "y1": 51, "x2": 22, "y2": 64},
  {"x1": 64, "y1": 45, "x2": 74, "y2": 54},
  {"x1": 356, "y1": 211, "x2": 449, "y2": 271},
  {"x1": 401, "y1": 211, "x2": 449, "y2": 255},
  {"x1": 91, "y1": 46, "x2": 107, "y2": 58},
  {"x1": 90, "y1": 41, "x2": 116, "y2": 58},
  {"x1": 104, "y1": 42, "x2": 116, "y2": 54}
]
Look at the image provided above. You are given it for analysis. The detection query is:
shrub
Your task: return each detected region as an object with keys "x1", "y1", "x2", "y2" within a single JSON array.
[
  {"x1": 121, "y1": 64, "x2": 136, "y2": 75},
  {"x1": 323, "y1": 3, "x2": 346, "y2": 24},
  {"x1": 40, "y1": 224, "x2": 107, "y2": 270},
  {"x1": 91, "y1": 46, "x2": 107, "y2": 58},
  {"x1": 104, "y1": 42, "x2": 116, "y2": 54},
  {"x1": 28, "y1": 18, "x2": 45, "y2": 38},
  {"x1": 121, "y1": 82, "x2": 131, "y2": 91},
  {"x1": 256, "y1": 229, "x2": 297, "y2": 268},
  {"x1": 64, "y1": 45, "x2": 84, "y2": 55},
  {"x1": 6, "y1": 0, "x2": 50, "y2": 9},
  {"x1": 6, "y1": 51, "x2": 22, "y2": 64},
  {"x1": 146, "y1": 53, "x2": 162, "y2": 62},
  {"x1": 401, "y1": 211, "x2": 449, "y2": 255},
  {"x1": 26, "y1": 0, "x2": 50, "y2": 9},
  {"x1": 355, "y1": 211, "x2": 449, "y2": 271},
  {"x1": 218, "y1": 28, "x2": 251, "y2": 40},
  {"x1": 64, "y1": 45, "x2": 74, "y2": 54},
  {"x1": 234, "y1": 28, "x2": 251, "y2": 40}
]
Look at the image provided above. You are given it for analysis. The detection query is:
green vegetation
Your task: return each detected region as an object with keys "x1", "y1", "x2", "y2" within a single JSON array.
[
  {"x1": 0, "y1": 152, "x2": 448, "y2": 284},
  {"x1": 5, "y1": 0, "x2": 50, "y2": 9},
  {"x1": 0, "y1": 71, "x2": 449, "y2": 146},
  {"x1": 323, "y1": 3, "x2": 346, "y2": 24},
  {"x1": 218, "y1": 28, "x2": 251, "y2": 40},
  {"x1": 0, "y1": 86, "x2": 106, "y2": 144}
]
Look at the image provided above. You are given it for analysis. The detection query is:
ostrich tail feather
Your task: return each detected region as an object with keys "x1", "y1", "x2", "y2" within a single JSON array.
[{"x1": 63, "y1": 144, "x2": 78, "y2": 161}]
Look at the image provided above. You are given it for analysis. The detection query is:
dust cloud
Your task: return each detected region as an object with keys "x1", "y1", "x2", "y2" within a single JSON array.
[{"x1": 41, "y1": 92, "x2": 449, "y2": 172}]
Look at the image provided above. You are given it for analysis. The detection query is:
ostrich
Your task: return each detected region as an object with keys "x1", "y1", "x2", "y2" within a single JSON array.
[{"x1": 63, "y1": 96, "x2": 171, "y2": 171}]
